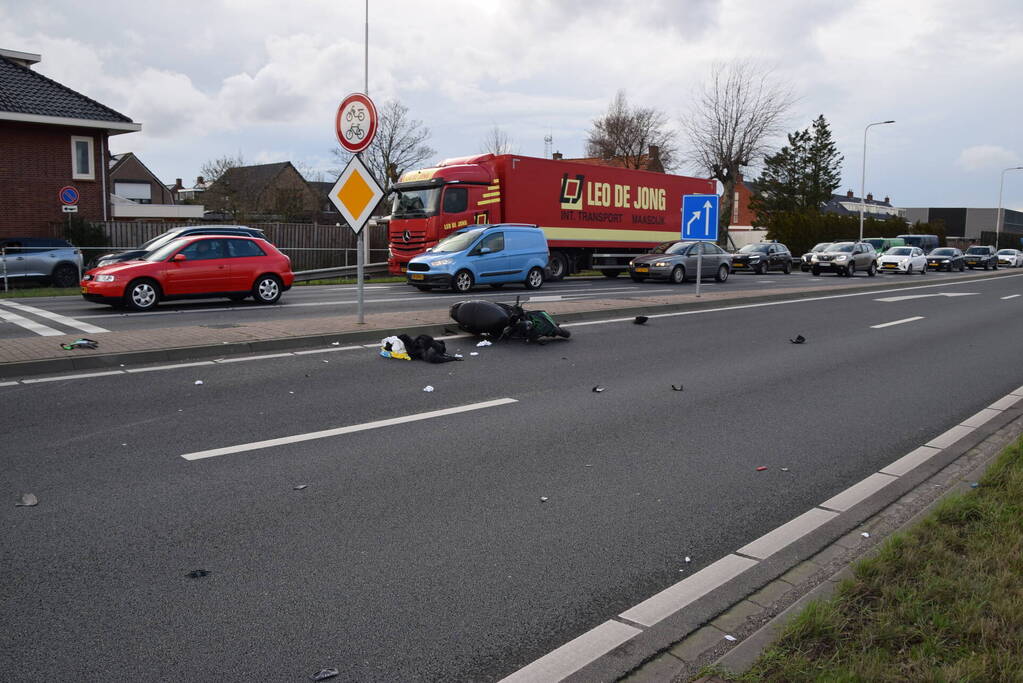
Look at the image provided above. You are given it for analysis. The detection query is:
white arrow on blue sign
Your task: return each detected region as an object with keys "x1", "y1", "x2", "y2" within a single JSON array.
[{"x1": 681, "y1": 194, "x2": 719, "y2": 241}]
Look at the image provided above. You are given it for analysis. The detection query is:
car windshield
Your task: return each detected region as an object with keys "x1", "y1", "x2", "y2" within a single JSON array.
[
  {"x1": 812, "y1": 243, "x2": 832, "y2": 252},
  {"x1": 966, "y1": 247, "x2": 989, "y2": 254},
  {"x1": 738, "y1": 244, "x2": 770, "y2": 253},
  {"x1": 139, "y1": 230, "x2": 185, "y2": 251},
  {"x1": 931, "y1": 248, "x2": 955, "y2": 256},
  {"x1": 829, "y1": 243, "x2": 854, "y2": 253},
  {"x1": 663, "y1": 241, "x2": 697, "y2": 255},
  {"x1": 432, "y1": 228, "x2": 484, "y2": 253},
  {"x1": 997, "y1": 249, "x2": 1016, "y2": 255},
  {"x1": 392, "y1": 187, "x2": 440, "y2": 218},
  {"x1": 144, "y1": 239, "x2": 188, "y2": 262},
  {"x1": 887, "y1": 247, "x2": 913, "y2": 256}
]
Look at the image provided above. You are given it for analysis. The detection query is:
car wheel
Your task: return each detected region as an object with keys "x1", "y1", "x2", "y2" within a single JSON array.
[
  {"x1": 868, "y1": 262, "x2": 877, "y2": 277},
  {"x1": 253, "y1": 274, "x2": 283, "y2": 304},
  {"x1": 755, "y1": 262, "x2": 766, "y2": 275},
  {"x1": 715, "y1": 264, "x2": 729, "y2": 282},
  {"x1": 921, "y1": 263, "x2": 927, "y2": 274},
  {"x1": 984, "y1": 263, "x2": 989, "y2": 270},
  {"x1": 994, "y1": 262, "x2": 999, "y2": 270},
  {"x1": 670, "y1": 265, "x2": 686, "y2": 284},
  {"x1": 959, "y1": 263, "x2": 965, "y2": 272},
  {"x1": 452, "y1": 269, "x2": 474, "y2": 293},
  {"x1": 782, "y1": 260, "x2": 791, "y2": 274},
  {"x1": 630, "y1": 275, "x2": 646, "y2": 283},
  {"x1": 125, "y1": 278, "x2": 160, "y2": 311},
  {"x1": 51, "y1": 264, "x2": 78, "y2": 288},
  {"x1": 602, "y1": 270, "x2": 622, "y2": 278},
  {"x1": 846, "y1": 262, "x2": 856, "y2": 277},
  {"x1": 811, "y1": 266, "x2": 820, "y2": 276},
  {"x1": 524, "y1": 267, "x2": 544, "y2": 290},
  {"x1": 907, "y1": 264, "x2": 913, "y2": 275},
  {"x1": 801, "y1": 264, "x2": 810, "y2": 272}
]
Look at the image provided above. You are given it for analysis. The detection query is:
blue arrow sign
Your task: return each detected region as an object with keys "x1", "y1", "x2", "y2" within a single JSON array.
[{"x1": 681, "y1": 194, "x2": 719, "y2": 241}]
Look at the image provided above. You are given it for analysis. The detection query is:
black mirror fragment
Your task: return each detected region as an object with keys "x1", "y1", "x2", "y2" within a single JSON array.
[
  {"x1": 790, "y1": 335, "x2": 805, "y2": 344},
  {"x1": 634, "y1": 316, "x2": 648, "y2": 325}
]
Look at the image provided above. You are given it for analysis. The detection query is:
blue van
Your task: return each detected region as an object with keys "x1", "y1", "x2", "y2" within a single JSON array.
[{"x1": 406, "y1": 223, "x2": 549, "y2": 293}]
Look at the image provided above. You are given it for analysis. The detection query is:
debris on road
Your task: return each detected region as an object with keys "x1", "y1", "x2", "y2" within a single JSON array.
[
  {"x1": 724, "y1": 635, "x2": 737, "y2": 642},
  {"x1": 382, "y1": 335, "x2": 461, "y2": 363},
  {"x1": 540, "y1": 496, "x2": 549, "y2": 502},
  {"x1": 470, "y1": 352, "x2": 479, "y2": 356},
  {"x1": 423, "y1": 385, "x2": 434, "y2": 392},
  {"x1": 861, "y1": 532, "x2": 870, "y2": 538},
  {"x1": 331, "y1": 342, "x2": 340, "y2": 346},
  {"x1": 451, "y1": 297, "x2": 570, "y2": 343},
  {"x1": 476, "y1": 340, "x2": 492, "y2": 347},
  {"x1": 187, "y1": 569, "x2": 210, "y2": 579},
  {"x1": 634, "y1": 316, "x2": 648, "y2": 325},
  {"x1": 60, "y1": 338, "x2": 98, "y2": 350},
  {"x1": 592, "y1": 386, "x2": 606, "y2": 393},
  {"x1": 15, "y1": 493, "x2": 38, "y2": 507},
  {"x1": 293, "y1": 485, "x2": 309, "y2": 491},
  {"x1": 685, "y1": 556, "x2": 691, "y2": 563},
  {"x1": 671, "y1": 384, "x2": 684, "y2": 391},
  {"x1": 756, "y1": 466, "x2": 768, "y2": 471},
  {"x1": 194, "y1": 380, "x2": 204, "y2": 386},
  {"x1": 310, "y1": 669, "x2": 339, "y2": 681},
  {"x1": 790, "y1": 335, "x2": 806, "y2": 344},
  {"x1": 970, "y1": 482, "x2": 980, "y2": 488},
  {"x1": 379, "y1": 336, "x2": 412, "y2": 360}
]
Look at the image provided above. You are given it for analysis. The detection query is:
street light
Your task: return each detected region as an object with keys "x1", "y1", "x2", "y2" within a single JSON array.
[
  {"x1": 859, "y1": 120, "x2": 896, "y2": 242},
  {"x1": 996, "y1": 166, "x2": 1023, "y2": 250}
]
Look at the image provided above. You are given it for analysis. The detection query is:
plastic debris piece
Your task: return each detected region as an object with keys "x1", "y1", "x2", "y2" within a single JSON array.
[
  {"x1": 476, "y1": 340, "x2": 492, "y2": 347},
  {"x1": 540, "y1": 496, "x2": 549, "y2": 502},
  {"x1": 187, "y1": 569, "x2": 210, "y2": 579},
  {"x1": 60, "y1": 337, "x2": 98, "y2": 350},
  {"x1": 584, "y1": 464, "x2": 593, "y2": 468},
  {"x1": 293, "y1": 485, "x2": 309, "y2": 490},
  {"x1": 15, "y1": 493, "x2": 38, "y2": 507},
  {"x1": 756, "y1": 466, "x2": 768, "y2": 471},
  {"x1": 970, "y1": 482, "x2": 980, "y2": 488},
  {"x1": 684, "y1": 556, "x2": 691, "y2": 563},
  {"x1": 724, "y1": 635, "x2": 737, "y2": 642},
  {"x1": 470, "y1": 352, "x2": 479, "y2": 356},
  {"x1": 634, "y1": 316, "x2": 649, "y2": 325},
  {"x1": 331, "y1": 342, "x2": 340, "y2": 346},
  {"x1": 592, "y1": 386, "x2": 606, "y2": 393},
  {"x1": 423, "y1": 385, "x2": 434, "y2": 392},
  {"x1": 310, "y1": 669, "x2": 339, "y2": 681},
  {"x1": 671, "y1": 384, "x2": 684, "y2": 391},
  {"x1": 322, "y1": 360, "x2": 329, "y2": 363},
  {"x1": 289, "y1": 391, "x2": 295, "y2": 395},
  {"x1": 790, "y1": 335, "x2": 806, "y2": 344},
  {"x1": 454, "y1": 354, "x2": 463, "y2": 358},
  {"x1": 781, "y1": 467, "x2": 790, "y2": 472},
  {"x1": 861, "y1": 532, "x2": 870, "y2": 538},
  {"x1": 194, "y1": 380, "x2": 204, "y2": 385}
]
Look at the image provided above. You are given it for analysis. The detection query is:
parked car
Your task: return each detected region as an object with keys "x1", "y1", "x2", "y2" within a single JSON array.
[
  {"x1": 864, "y1": 237, "x2": 906, "y2": 257},
  {"x1": 0, "y1": 237, "x2": 83, "y2": 288},
  {"x1": 897, "y1": 234, "x2": 940, "y2": 254},
  {"x1": 810, "y1": 241, "x2": 878, "y2": 277},
  {"x1": 405, "y1": 223, "x2": 548, "y2": 293},
  {"x1": 629, "y1": 240, "x2": 731, "y2": 283},
  {"x1": 730, "y1": 242, "x2": 792, "y2": 274},
  {"x1": 926, "y1": 247, "x2": 966, "y2": 272},
  {"x1": 963, "y1": 245, "x2": 999, "y2": 270},
  {"x1": 81, "y1": 235, "x2": 292, "y2": 311},
  {"x1": 996, "y1": 249, "x2": 1023, "y2": 268},
  {"x1": 877, "y1": 246, "x2": 928, "y2": 274},
  {"x1": 92, "y1": 225, "x2": 268, "y2": 268},
  {"x1": 800, "y1": 242, "x2": 833, "y2": 272}
]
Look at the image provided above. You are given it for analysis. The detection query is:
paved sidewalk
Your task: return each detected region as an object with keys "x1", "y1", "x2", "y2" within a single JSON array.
[{"x1": 0, "y1": 272, "x2": 1008, "y2": 379}]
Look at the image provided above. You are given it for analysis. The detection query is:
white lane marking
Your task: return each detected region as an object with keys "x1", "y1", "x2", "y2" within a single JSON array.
[
  {"x1": 874, "y1": 292, "x2": 978, "y2": 302},
  {"x1": 22, "y1": 370, "x2": 124, "y2": 383},
  {"x1": 871, "y1": 316, "x2": 924, "y2": 329},
  {"x1": 181, "y1": 398, "x2": 518, "y2": 460},
  {"x1": 528, "y1": 295, "x2": 562, "y2": 302},
  {"x1": 0, "y1": 381, "x2": 18, "y2": 387},
  {"x1": 126, "y1": 361, "x2": 215, "y2": 373},
  {"x1": 1001, "y1": 294, "x2": 1020, "y2": 300},
  {"x1": 292, "y1": 346, "x2": 363, "y2": 355},
  {"x1": 0, "y1": 307, "x2": 63, "y2": 336},
  {"x1": 960, "y1": 408, "x2": 1002, "y2": 428},
  {"x1": 819, "y1": 473, "x2": 898, "y2": 512},
  {"x1": 618, "y1": 554, "x2": 758, "y2": 628},
  {"x1": 0, "y1": 300, "x2": 108, "y2": 333},
  {"x1": 735, "y1": 508, "x2": 838, "y2": 560},
  {"x1": 215, "y1": 352, "x2": 293, "y2": 363},
  {"x1": 881, "y1": 445, "x2": 942, "y2": 477},
  {"x1": 498, "y1": 620, "x2": 640, "y2": 683},
  {"x1": 926, "y1": 424, "x2": 975, "y2": 449}
]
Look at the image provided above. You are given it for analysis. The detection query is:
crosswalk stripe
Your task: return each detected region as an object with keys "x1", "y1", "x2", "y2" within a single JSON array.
[
  {"x1": 0, "y1": 300, "x2": 108, "y2": 333},
  {"x1": 0, "y1": 307, "x2": 63, "y2": 336}
]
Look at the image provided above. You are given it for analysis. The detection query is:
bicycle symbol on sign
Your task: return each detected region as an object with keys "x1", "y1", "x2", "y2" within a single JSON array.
[
  {"x1": 345, "y1": 107, "x2": 367, "y2": 122},
  {"x1": 347, "y1": 123, "x2": 365, "y2": 140}
]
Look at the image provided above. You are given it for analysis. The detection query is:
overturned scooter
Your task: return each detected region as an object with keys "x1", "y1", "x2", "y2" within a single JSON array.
[{"x1": 450, "y1": 297, "x2": 570, "y2": 343}]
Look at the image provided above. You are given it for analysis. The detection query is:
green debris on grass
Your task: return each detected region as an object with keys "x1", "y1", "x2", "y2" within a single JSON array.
[{"x1": 711, "y1": 437, "x2": 1023, "y2": 682}]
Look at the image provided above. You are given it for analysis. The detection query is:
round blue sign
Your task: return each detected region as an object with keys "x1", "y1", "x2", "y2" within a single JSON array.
[{"x1": 59, "y1": 186, "x2": 80, "y2": 205}]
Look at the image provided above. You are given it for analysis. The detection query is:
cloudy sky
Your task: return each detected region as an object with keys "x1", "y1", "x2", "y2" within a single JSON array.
[{"x1": 4, "y1": 0, "x2": 1023, "y2": 209}]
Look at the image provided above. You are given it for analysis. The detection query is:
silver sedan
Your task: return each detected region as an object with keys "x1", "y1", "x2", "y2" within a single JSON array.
[{"x1": 628, "y1": 241, "x2": 732, "y2": 284}]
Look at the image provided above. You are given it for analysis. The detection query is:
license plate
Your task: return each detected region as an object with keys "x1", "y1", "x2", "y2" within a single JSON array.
[
  {"x1": 400, "y1": 266, "x2": 407, "y2": 272},
  {"x1": 928, "y1": 261, "x2": 939, "y2": 266},
  {"x1": 635, "y1": 267, "x2": 649, "y2": 273},
  {"x1": 410, "y1": 273, "x2": 424, "y2": 280},
  {"x1": 967, "y1": 261, "x2": 978, "y2": 265},
  {"x1": 883, "y1": 264, "x2": 896, "y2": 268},
  {"x1": 80, "y1": 286, "x2": 88, "y2": 293},
  {"x1": 732, "y1": 262, "x2": 745, "y2": 268}
]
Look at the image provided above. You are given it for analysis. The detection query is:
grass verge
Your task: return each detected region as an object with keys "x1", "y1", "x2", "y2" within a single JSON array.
[
  {"x1": 294, "y1": 276, "x2": 407, "y2": 286},
  {"x1": 709, "y1": 436, "x2": 1023, "y2": 682},
  {"x1": 0, "y1": 286, "x2": 80, "y2": 298}
]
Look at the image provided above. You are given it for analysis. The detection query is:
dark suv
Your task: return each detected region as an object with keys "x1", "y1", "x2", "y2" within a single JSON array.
[
  {"x1": 963, "y1": 245, "x2": 998, "y2": 270},
  {"x1": 731, "y1": 242, "x2": 792, "y2": 274},
  {"x1": 93, "y1": 225, "x2": 268, "y2": 268},
  {"x1": 0, "y1": 238, "x2": 84, "y2": 288}
]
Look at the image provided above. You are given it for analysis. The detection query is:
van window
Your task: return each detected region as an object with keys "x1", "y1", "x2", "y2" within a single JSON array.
[
  {"x1": 442, "y1": 187, "x2": 468, "y2": 214},
  {"x1": 476, "y1": 232, "x2": 504, "y2": 254}
]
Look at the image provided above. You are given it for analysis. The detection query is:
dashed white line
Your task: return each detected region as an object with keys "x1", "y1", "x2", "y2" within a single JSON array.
[
  {"x1": 1001, "y1": 294, "x2": 1020, "y2": 300},
  {"x1": 22, "y1": 370, "x2": 124, "y2": 383},
  {"x1": 870, "y1": 316, "x2": 924, "y2": 329},
  {"x1": 0, "y1": 300, "x2": 108, "y2": 333}
]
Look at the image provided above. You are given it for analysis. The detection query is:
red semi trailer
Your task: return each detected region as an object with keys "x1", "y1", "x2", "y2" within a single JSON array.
[{"x1": 386, "y1": 153, "x2": 716, "y2": 279}]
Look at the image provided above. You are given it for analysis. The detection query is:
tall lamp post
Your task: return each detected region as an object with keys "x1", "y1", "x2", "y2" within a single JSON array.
[
  {"x1": 996, "y1": 166, "x2": 1023, "y2": 250},
  {"x1": 859, "y1": 120, "x2": 896, "y2": 242}
]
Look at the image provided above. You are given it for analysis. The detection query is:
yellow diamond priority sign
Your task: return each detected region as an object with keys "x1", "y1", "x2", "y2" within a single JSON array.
[{"x1": 329, "y1": 155, "x2": 383, "y2": 234}]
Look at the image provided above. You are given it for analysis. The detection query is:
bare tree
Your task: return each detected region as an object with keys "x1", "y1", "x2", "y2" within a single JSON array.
[
  {"x1": 200, "y1": 152, "x2": 245, "y2": 183},
  {"x1": 480, "y1": 125, "x2": 515, "y2": 155},
  {"x1": 331, "y1": 100, "x2": 435, "y2": 188},
  {"x1": 586, "y1": 90, "x2": 678, "y2": 171},
  {"x1": 681, "y1": 60, "x2": 795, "y2": 246}
]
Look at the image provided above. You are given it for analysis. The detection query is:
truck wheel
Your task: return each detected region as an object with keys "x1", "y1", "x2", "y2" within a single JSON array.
[
  {"x1": 452, "y1": 270, "x2": 474, "y2": 293},
  {"x1": 602, "y1": 270, "x2": 622, "y2": 278},
  {"x1": 715, "y1": 264, "x2": 729, "y2": 282},
  {"x1": 524, "y1": 267, "x2": 544, "y2": 290},
  {"x1": 546, "y1": 252, "x2": 569, "y2": 281}
]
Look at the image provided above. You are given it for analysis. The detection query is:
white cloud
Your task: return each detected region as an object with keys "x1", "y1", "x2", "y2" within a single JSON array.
[{"x1": 956, "y1": 145, "x2": 1020, "y2": 172}]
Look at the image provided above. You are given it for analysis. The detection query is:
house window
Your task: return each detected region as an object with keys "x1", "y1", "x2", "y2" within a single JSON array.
[
  {"x1": 114, "y1": 181, "x2": 153, "y2": 204},
  {"x1": 71, "y1": 136, "x2": 95, "y2": 180}
]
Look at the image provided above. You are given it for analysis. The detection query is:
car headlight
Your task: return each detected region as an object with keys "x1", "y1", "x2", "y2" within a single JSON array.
[
  {"x1": 748, "y1": 255, "x2": 761, "y2": 261},
  {"x1": 95, "y1": 274, "x2": 116, "y2": 282},
  {"x1": 431, "y1": 258, "x2": 454, "y2": 267},
  {"x1": 653, "y1": 261, "x2": 669, "y2": 267},
  {"x1": 835, "y1": 255, "x2": 848, "y2": 261}
]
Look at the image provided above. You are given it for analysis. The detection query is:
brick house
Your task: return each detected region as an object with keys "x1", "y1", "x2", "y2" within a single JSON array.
[
  {"x1": 0, "y1": 48, "x2": 140, "y2": 238},
  {"x1": 109, "y1": 152, "x2": 203, "y2": 220},
  {"x1": 204, "y1": 162, "x2": 322, "y2": 222},
  {"x1": 553, "y1": 145, "x2": 665, "y2": 173}
]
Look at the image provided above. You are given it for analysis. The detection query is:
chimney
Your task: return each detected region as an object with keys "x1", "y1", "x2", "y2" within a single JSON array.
[
  {"x1": 866, "y1": 193, "x2": 873, "y2": 201},
  {"x1": 884, "y1": 196, "x2": 890, "y2": 204},
  {"x1": 846, "y1": 190, "x2": 854, "y2": 198},
  {"x1": 196, "y1": 176, "x2": 205, "y2": 186},
  {"x1": 552, "y1": 152, "x2": 563, "y2": 160},
  {"x1": 646, "y1": 145, "x2": 664, "y2": 173},
  {"x1": 171, "y1": 178, "x2": 184, "y2": 191}
]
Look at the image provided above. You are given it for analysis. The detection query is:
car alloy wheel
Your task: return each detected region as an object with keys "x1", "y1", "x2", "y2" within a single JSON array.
[
  {"x1": 453, "y1": 270, "x2": 474, "y2": 293},
  {"x1": 254, "y1": 275, "x2": 282, "y2": 304},
  {"x1": 127, "y1": 280, "x2": 158, "y2": 311},
  {"x1": 715, "y1": 264, "x2": 729, "y2": 282},
  {"x1": 846, "y1": 262, "x2": 855, "y2": 277},
  {"x1": 671, "y1": 265, "x2": 685, "y2": 284},
  {"x1": 524, "y1": 267, "x2": 544, "y2": 290}
]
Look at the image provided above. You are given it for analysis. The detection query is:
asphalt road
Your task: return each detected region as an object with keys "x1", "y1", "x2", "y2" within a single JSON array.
[
  {"x1": 3, "y1": 272, "x2": 1023, "y2": 681},
  {"x1": 0, "y1": 266, "x2": 1008, "y2": 339}
]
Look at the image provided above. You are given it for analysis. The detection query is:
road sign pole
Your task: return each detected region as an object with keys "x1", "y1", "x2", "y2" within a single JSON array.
[{"x1": 696, "y1": 247, "x2": 702, "y2": 298}]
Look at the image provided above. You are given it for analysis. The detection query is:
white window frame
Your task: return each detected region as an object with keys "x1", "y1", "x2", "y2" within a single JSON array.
[{"x1": 71, "y1": 135, "x2": 95, "y2": 180}]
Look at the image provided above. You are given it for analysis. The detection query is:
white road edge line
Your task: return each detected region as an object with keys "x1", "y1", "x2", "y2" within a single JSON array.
[
  {"x1": 22, "y1": 370, "x2": 124, "y2": 383},
  {"x1": 126, "y1": 361, "x2": 215, "y2": 373},
  {"x1": 0, "y1": 300, "x2": 109, "y2": 333},
  {"x1": 181, "y1": 398, "x2": 518, "y2": 460},
  {"x1": 0, "y1": 307, "x2": 63, "y2": 336},
  {"x1": 870, "y1": 316, "x2": 924, "y2": 329},
  {"x1": 1001, "y1": 294, "x2": 1020, "y2": 299},
  {"x1": 215, "y1": 352, "x2": 294, "y2": 363}
]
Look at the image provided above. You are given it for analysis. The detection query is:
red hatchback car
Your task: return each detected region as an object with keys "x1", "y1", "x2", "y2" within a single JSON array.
[{"x1": 81, "y1": 235, "x2": 293, "y2": 311}]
